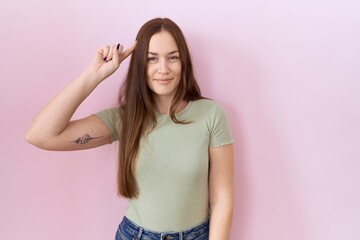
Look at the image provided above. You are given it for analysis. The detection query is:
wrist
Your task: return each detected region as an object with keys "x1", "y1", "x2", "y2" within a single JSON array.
[{"x1": 82, "y1": 67, "x2": 104, "y2": 85}]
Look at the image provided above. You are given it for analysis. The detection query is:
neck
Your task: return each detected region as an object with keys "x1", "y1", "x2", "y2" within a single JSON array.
[{"x1": 154, "y1": 96, "x2": 188, "y2": 115}]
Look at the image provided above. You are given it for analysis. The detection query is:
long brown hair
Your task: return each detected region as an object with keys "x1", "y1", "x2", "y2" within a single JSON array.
[{"x1": 117, "y1": 18, "x2": 203, "y2": 198}]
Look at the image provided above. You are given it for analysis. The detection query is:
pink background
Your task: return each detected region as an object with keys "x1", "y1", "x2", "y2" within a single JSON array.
[{"x1": 1, "y1": 0, "x2": 360, "y2": 239}]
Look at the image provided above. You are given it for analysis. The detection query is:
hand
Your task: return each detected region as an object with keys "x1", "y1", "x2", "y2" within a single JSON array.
[{"x1": 88, "y1": 41, "x2": 137, "y2": 81}]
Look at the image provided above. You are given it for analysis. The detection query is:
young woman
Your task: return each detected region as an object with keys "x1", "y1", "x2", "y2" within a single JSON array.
[{"x1": 26, "y1": 18, "x2": 234, "y2": 240}]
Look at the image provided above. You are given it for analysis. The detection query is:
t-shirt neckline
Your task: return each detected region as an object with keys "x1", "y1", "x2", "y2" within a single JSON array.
[{"x1": 156, "y1": 101, "x2": 193, "y2": 118}]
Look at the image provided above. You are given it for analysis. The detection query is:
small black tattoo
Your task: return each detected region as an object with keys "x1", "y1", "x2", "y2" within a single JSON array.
[{"x1": 71, "y1": 134, "x2": 103, "y2": 144}]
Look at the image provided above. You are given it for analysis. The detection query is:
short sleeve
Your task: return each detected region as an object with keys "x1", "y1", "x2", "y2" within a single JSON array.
[
  {"x1": 93, "y1": 107, "x2": 120, "y2": 142},
  {"x1": 209, "y1": 103, "x2": 234, "y2": 147}
]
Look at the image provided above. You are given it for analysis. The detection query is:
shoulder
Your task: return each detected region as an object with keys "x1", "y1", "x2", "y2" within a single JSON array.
[
  {"x1": 93, "y1": 107, "x2": 122, "y2": 142},
  {"x1": 94, "y1": 106, "x2": 121, "y2": 129},
  {"x1": 185, "y1": 99, "x2": 230, "y2": 127},
  {"x1": 191, "y1": 99, "x2": 226, "y2": 115},
  {"x1": 95, "y1": 107, "x2": 121, "y2": 120}
]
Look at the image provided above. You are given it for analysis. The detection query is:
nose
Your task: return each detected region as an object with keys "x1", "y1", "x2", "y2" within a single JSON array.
[{"x1": 158, "y1": 59, "x2": 170, "y2": 74}]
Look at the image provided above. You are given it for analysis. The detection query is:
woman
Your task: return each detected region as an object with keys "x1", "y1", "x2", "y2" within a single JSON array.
[{"x1": 26, "y1": 18, "x2": 234, "y2": 240}]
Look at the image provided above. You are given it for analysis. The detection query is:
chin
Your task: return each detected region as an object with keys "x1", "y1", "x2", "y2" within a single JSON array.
[{"x1": 154, "y1": 92, "x2": 175, "y2": 97}]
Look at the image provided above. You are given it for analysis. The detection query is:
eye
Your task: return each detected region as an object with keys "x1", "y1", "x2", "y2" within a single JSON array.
[
  {"x1": 169, "y1": 55, "x2": 179, "y2": 62},
  {"x1": 147, "y1": 57, "x2": 158, "y2": 63}
]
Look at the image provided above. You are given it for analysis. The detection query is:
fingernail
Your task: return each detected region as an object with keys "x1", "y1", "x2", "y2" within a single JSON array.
[{"x1": 117, "y1": 43, "x2": 120, "y2": 50}]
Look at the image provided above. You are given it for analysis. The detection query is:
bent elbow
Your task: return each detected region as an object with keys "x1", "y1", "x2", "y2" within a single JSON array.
[
  {"x1": 24, "y1": 133, "x2": 39, "y2": 147},
  {"x1": 24, "y1": 131, "x2": 48, "y2": 149},
  {"x1": 24, "y1": 129, "x2": 34, "y2": 144},
  {"x1": 24, "y1": 131, "x2": 33, "y2": 144}
]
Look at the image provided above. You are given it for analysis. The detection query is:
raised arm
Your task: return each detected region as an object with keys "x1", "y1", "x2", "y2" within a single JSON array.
[{"x1": 25, "y1": 42, "x2": 136, "y2": 151}]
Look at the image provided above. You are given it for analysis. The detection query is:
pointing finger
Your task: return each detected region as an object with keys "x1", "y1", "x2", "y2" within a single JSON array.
[{"x1": 119, "y1": 41, "x2": 137, "y2": 63}]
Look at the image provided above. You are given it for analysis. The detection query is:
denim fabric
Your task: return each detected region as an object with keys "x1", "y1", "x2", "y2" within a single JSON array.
[{"x1": 115, "y1": 216, "x2": 209, "y2": 240}]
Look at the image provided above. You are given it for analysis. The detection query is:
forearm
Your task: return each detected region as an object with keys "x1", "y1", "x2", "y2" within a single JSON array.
[
  {"x1": 209, "y1": 199, "x2": 234, "y2": 240},
  {"x1": 25, "y1": 68, "x2": 102, "y2": 144}
]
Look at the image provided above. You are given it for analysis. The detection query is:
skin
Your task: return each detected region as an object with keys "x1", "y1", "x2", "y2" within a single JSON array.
[
  {"x1": 209, "y1": 144, "x2": 234, "y2": 239},
  {"x1": 146, "y1": 30, "x2": 187, "y2": 114},
  {"x1": 25, "y1": 32, "x2": 233, "y2": 239},
  {"x1": 24, "y1": 43, "x2": 136, "y2": 150}
]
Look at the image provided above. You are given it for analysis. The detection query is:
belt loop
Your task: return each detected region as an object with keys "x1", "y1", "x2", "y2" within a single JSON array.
[
  {"x1": 134, "y1": 228, "x2": 143, "y2": 240},
  {"x1": 179, "y1": 231, "x2": 183, "y2": 240}
]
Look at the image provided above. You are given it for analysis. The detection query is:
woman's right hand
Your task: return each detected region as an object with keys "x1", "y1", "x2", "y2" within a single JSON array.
[
  {"x1": 25, "y1": 41, "x2": 136, "y2": 151},
  {"x1": 87, "y1": 41, "x2": 137, "y2": 81}
]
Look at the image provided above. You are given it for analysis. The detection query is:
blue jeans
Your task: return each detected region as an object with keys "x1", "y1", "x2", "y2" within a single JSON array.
[{"x1": 115, "y1": 216, "x2": 209, "y2": 240}]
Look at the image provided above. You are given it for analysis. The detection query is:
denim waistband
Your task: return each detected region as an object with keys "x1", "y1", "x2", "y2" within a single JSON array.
[{"x1": 116, "y1": 216, "x2": 209, "y2": 240}]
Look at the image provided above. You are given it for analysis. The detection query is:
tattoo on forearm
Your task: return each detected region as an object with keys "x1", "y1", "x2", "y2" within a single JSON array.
[{"x1": 71, "y1": 134, "x2": 103, "y2": 144}]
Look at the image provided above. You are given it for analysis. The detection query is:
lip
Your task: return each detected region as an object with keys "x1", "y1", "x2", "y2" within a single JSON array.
[{"x1": 154, "y1": 78, "x2": 173, "y2": 85}]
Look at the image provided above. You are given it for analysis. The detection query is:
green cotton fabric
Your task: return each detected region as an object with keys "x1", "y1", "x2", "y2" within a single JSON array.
[{"x1": 94, "y1": 99, "x2": 233, "y2": 232}]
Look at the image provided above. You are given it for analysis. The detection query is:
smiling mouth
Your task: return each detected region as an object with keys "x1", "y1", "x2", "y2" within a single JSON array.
[{"x1": 155, "y1": 78, "x2": 173, "y2": 84}]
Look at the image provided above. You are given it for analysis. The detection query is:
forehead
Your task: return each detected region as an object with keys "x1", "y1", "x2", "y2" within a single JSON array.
[{"x1": 148, "y1": 31, "x2": 179, "y2": 53}]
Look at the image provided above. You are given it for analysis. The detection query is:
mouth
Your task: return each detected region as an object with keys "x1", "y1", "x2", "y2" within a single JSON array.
[{"x1": 154, "y1": 78, "x2": 173, "y2": 84}]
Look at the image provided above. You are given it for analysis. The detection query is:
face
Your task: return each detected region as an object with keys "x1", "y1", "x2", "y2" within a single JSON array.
[{"x1": 146, "y1": 31, "x2": 182, "y2": 101}]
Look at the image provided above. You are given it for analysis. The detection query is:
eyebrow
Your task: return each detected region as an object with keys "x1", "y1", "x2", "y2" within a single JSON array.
[{"x1": 148, "y1": 50, "x2": 179, "y2": 55}]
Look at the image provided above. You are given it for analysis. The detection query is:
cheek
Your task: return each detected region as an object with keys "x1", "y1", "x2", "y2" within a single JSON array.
[
  {"x1": 146, "y1": 74, "x2": 152, "y2": 88},
  {"x1": 172, "y1": 63, "x2": 182, "y2": 75},
  {"x1": 147, "y1": 65, "x2": 156, "y2": 78}
]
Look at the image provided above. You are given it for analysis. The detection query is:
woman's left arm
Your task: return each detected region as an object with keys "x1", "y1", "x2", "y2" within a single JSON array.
[{"x1": 209, "y1": 144, "x2": 234, "y2": 240}]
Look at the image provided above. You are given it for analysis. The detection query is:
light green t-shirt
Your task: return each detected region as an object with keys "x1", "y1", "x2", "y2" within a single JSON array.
[{"x1": 95, "y1": 99, "x2": 233, "y2": 231}]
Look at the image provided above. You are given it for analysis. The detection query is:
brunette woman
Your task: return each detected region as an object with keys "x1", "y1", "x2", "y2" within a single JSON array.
[{"x1": 26, "y1": 18, "x2": 234, "y2": 240}]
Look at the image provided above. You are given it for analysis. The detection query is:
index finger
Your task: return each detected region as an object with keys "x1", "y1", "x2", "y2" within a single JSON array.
[{"x1": 118, "y1": 41, "x2": 137, "y2": 63}]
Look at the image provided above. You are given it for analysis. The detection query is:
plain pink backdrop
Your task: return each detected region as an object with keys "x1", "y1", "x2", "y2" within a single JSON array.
[{"x1": 1, "y1": 0, "x2": 360, "y2": 239}]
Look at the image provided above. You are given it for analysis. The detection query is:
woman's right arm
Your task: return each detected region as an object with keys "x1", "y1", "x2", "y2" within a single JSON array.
[{"x1": 25, "y1": 42, "x2": 136, "y2": 151}]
